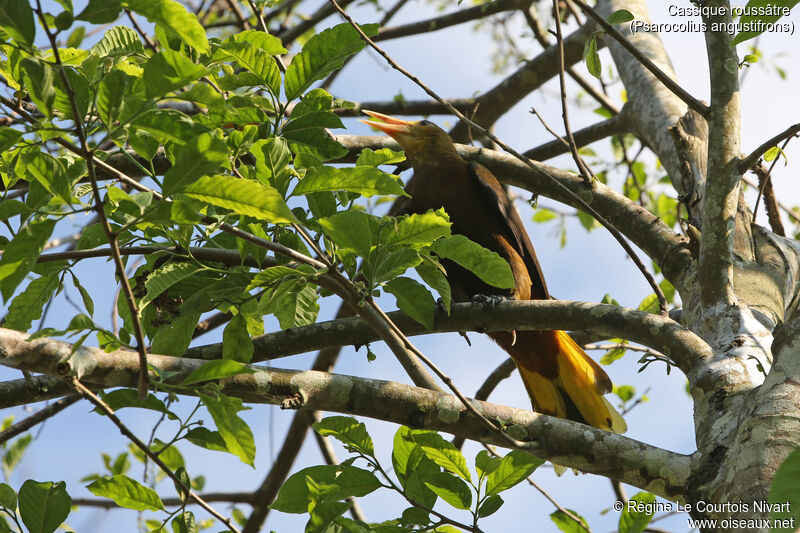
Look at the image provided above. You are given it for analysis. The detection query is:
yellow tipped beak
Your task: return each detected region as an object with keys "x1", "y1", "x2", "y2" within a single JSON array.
[{"x1": 359, "y1": 109, "x2": 413, "y2": 140}]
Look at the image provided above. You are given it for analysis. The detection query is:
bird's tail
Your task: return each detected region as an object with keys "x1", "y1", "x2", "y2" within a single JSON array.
[{"x1": 491, "y1": 329, "x2": 627, "y2": 433}]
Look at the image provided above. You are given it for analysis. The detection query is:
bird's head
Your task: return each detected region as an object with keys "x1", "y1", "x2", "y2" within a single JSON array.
[{"x1": 360, "y1": 110, "x2": 460, "y2": 167}]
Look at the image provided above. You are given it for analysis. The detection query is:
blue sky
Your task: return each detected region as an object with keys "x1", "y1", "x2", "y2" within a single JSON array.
[{"x1": 2, "y1": 1, "x2": 799, "y2": 531}]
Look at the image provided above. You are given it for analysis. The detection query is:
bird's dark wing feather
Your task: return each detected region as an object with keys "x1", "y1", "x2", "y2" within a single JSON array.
[
  {"x1": 467, "y1": 162, "x2": 550, "y2": 299},
  {"x1": 386, "y1": 175, "x2": 416, "y2": 217}
]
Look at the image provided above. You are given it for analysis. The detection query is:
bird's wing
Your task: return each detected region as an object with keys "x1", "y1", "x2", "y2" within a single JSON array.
[
  {"x1": 467, "y1": 162, "x2": 550, "y2": 299},
  {"x1": 386, "y1": 175, "x2": 416, "y2": 217}
]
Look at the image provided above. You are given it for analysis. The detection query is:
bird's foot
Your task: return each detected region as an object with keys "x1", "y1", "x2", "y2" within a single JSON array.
[{"x1": 471, "y1": 294, "x2": 511, "y2": 310}]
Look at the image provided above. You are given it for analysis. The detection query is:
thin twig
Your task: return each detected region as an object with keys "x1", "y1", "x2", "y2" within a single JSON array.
[
  {"x1": 70, "y1": 379, "x2": 242, "y2": 533},
  {"x1": 739, "y1": 122, "x2": 800, "y2": 173},
  {"x1": 570, "y1": 0, "x2": 708, "y2": 117},
  {"x1": 0, "y1": 395, "x2": 81, "y2": 444},
  {"x1": 552, "y1": 0, "x2": 595, "y2": 183},
  {"x1": 34, "y1": 1, "x2": 151, "y2": 400},
  {"x1": 327, "y1": 0, "x2": 668, "y2": 315},
  {"x1": 743, "y1": 176, "x2": 800, "y2": 224},
  {"x1": 751, "y1": 161, "x2": 787, "y2": 237},
  {"x1": 125, "y1": 9, "x2": 157, "y2": 52}
]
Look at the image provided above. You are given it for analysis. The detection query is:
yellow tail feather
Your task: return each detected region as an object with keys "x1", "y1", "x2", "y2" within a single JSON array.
[{"x1": 516, "y1": 330, "x2": 627, "y2": 433}]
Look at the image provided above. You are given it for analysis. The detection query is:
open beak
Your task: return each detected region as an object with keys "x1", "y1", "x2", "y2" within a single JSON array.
[{"x1": 359, "y1": 110, "x2": 413, "y2": 141}]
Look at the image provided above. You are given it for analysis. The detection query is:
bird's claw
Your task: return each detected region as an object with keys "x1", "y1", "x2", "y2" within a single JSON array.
[{"x1": 471, "y1": 294, "x2": 510, "y2": 310}]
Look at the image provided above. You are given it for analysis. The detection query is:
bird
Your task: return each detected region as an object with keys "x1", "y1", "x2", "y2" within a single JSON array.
[{"x1": 360, "y1": 110, "x2": 626, "y2": 433}]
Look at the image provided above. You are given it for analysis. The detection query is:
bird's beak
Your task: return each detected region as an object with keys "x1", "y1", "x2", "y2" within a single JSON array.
[{"x1": 359, "y1": 110, "x2": 413, "y2": 141}]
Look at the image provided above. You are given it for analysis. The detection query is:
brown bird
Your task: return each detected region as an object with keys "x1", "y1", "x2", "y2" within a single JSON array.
[{"x1": 361, "y1": 110, "x2": 626, "y2": 433}]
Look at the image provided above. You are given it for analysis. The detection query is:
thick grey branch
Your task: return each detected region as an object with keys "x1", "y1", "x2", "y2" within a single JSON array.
[
  {"x1": 182, "y1": 300, "x2": 709, "y2": 376},
  {"x1": 0, "y1": 328, "x2": 691, "y2": 499}
]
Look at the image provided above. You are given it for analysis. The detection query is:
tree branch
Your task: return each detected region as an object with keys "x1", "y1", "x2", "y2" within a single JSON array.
[
  {"x1": 572, "y1": 0, "x2": 707, "y2": 117},
  {"x1": 739, "y1": 122, "x2": 800, "y2": 173},
  {"x1": 373, "y1": 0, "x2": 531, "y2": 42},
  {"x1": 524, "y1": 108, "x2": 628, "y2": 161},
  {"x1": 698, "y1": 1, "x2": 742, "y2": 308},
  {"x1": 0, "y1": 329, "x2": 692, "y2": 500}
]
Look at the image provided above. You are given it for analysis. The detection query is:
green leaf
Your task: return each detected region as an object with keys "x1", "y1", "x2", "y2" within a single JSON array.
[
  {"x1": 416, "y1": 262, "x2": 451, "y2": 313},
  {"x1": 123, "y1": 0, "x2": 209, "y2": 52},
  {"x1": 583, "y1": 33, "x2": 601, "y2": 78},
  {"x1": 99, "y1": 389, "x2": 178, "y2": 420},
  {"x1": 318, "y1": 210, "x2": 373, "y2": 258},
  {"x1": 53, "y1": 66, "x2": 91, "y2": 121},
  {"x1": 90, "y1": 25, "x2": 144, "y2": 57},
  {"x1": 0, "y1": 0, "x2": 35, "y2": 45},
  {"x1": 18, "y1": 481, "x2": 71, "y2": 533},
  {"x1": 222, "y1": 313, "x2": 254, "y2": 363},
  {"x1": 0, "y1": 200, "x2": 27, "y2": 221},
  {"x1": 486, "y1": 450, "x2": 543, "y2": 496},
  {"x1": 250, "y1": 137, "x2": 292, "y2": 194},
  {"x1": 764, "y1": 146, "x2": 781, "y2": 162},
  {"x1": 474, "y1": 450, "x2": 501, "y2": 478},
  {"x1": 70, "y1": 272, "x2": 94, "y2": 316},
  {"x1": 732, "y1": 1, "x2": 800, "y2": 45},
  {"x1": 386, "y1": 209, "x2": 451, "y2": 248},
  {"x1": 150, "y1": 308, "x2": 201, "y2": 357},
  {"x1": 21, "y1": 58, "x2": 56, "y2": 118},
  {"x1": 356, "y1": 147, "x2": 406, "y2": 167},
  {"x1": 77, "y1": 0, "x2": 122, "y2": 23},
  {"x1": 307, "y1": 501, "x2": 351, "y2": 533},
  {"x1": 214, "y1": 40, "x2": 281, "y2": 95},
  {"x1": 182, "y1": 359, "x2": 256, "y2": 386},
  {"x1": 424, "y1": 472, "x2": 472, "y2": 510},
  {"x1": 392, "y1": 426, "x2": 416, "y2": 482},
  {"x1": 431, "y1": 234, "x2": 515, "y2": 290},
  {"x1": 4, "y1": 274, "x2": 60, "y2": 331},
  {"x1": 412, "y1": 432, "x2": 471, "y2": 482},
  {"x1": 272, "y1": 282, "x2": 319, "y2": 329},
  {"x1": 371, "y1": 248, "x2": 421, "y2": 284},
  {"x1": 181, "y1": 175, "x2": 298, "y2": 223},
  {"x1": 171, "y1": 511, "x2": 197, "y2": 533},
  {"x1": 550, "y1": 509, "x2": 590, "y2": 533},
  {"x1": 270, "y1": 465, "x2": 380, "y2": 514},
  {"x1": 0, "y1": 484, "x2": 16, "y2": 511},
  {"x1": 87, "y1": 475, "x2": 164, "y2": 511},
  {"x1": 199, "y1": 392, "x2": 256, "y2": 466},
  {"x1": 228, "y1": 29, "x2": 286, "y2": 55},
  {"x1": 293, "y1": 167, "x2": 405, "y2": 198},
  {"x1": 600, "y1": 344, "x2": 627, "y2": 365},
  {"x1": 576, "y1": 210, "x2": 598, "y2": 231},
  {"x1": 768, "y1": 447, "x2": 800, "y2": 528},
  {"x1": 0, "y1": 219, "x2": 56, "y2": 301},
  {"x1": 401, "y1": 507, "x2": 430, "y2": 526},
  {"x1": 0, "y1": 128, "x2": 22, "y2": 152},
  {"x1": 313, "y1": 416, "x2": 374, "y2": 457},
  {"x1": 384, "y1": 277, "x2": 435, "y2": 329},
  {"x1": 140, "y1": 262, "x2": 202, "y2": 310},
  {"x1": 3, "y1": 435, "x2": 31, "y2": 475},
  {"x1": 184, "y1": 427, "x2": 228, "y2": 452},
  {"x1": 131, "y1": 108, "x2": 205, "y2": 145},
  {"x1": 162, "y1": 134, "x2": 228, "y2": 195},
  {"x1": 619, "y1": 492, "x2": 655, "y2": 533},
  {"x1": 284, "y1": 23, "x2": 378, "y2": 100},
  {"x1": 607, "y1": 9, "x2": 634, "y2": 24},
  {"x1": 478, "y1": 494, "x2": 504, "y2": 517},
  {"x1": 22, "y1": 151, "x2": 73, "y2": 205},
  {"x1": 143, "y1": 49, "x2": 210, "y2": 98}
]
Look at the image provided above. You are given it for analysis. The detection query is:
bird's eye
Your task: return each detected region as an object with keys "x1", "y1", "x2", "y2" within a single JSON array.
[{"x1": 418, "y1": 120, "x2": 432, "y2": 126}]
